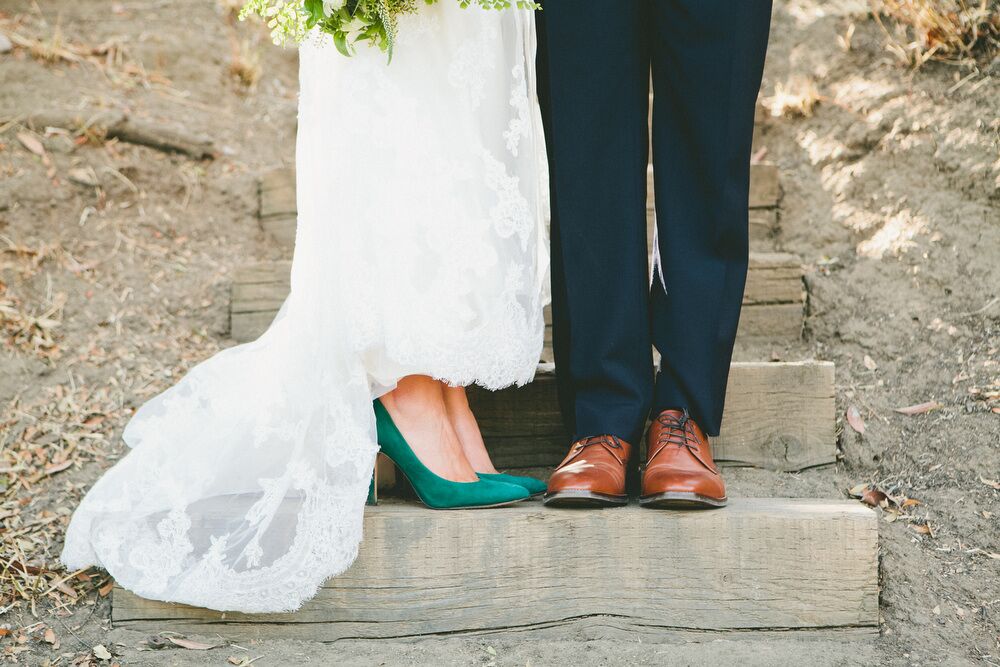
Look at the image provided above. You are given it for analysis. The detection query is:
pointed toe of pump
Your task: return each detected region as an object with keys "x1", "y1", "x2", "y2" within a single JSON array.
[{"x1": 478, "y1": 472, "x2": 548, "y2": 497}]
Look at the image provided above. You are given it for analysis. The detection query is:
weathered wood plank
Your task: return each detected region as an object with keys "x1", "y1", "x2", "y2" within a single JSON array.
[
  {"x1": 261, "y1": 215, "x2": 296, "y2": 250},
  {"x1": 471, "y1": 361, "x2": 835, "y2": 471},
  {"x1": 259, "y1": 167, "x2": 295, "y2": 219},
  {"x1": 111, "y1": 498, "x2": 877, "y2": 642},
  {"x1": 258, "y1": 168, "x2": 297, "y2": 250},
  {"x1": 743, "y1": 252, "x2": 804, "y2": 303},
  {"x1": 748, "y1": 162, "x2": 780, "y2": 209},
  {"x1": 260, "y1": 163, "x2": 781, "y2": 251},
  {"x1": 645, "y1": 162, "x2": 779, "y2": 213},
  {"x1": 749, "y1": 207, "x2": 778, "y2": 242},
  {"x1": 737, "y1": 303, "x2": 804, "y2": 340},
  {"x1": 229, "y1": 254, "x2": 805, "y2": 343},
  {"x1": 229, "y1": 261, "x2": 291, "y2": 342}
]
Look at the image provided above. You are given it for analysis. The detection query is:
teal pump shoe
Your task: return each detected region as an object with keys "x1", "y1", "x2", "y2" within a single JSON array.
[
  {"x1": 478, "y1": 472, "x2": 547, "y2": 498},
  {"x1": 371, "y1": 400, "x2": 530, "y2": 509}
]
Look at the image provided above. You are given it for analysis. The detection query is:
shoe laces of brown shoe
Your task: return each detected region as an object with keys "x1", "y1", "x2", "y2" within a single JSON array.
[
  {"x1": 568, "y1": 434, "x2": 626, "y2": 464},
  {"x1": 652, "y1": 409, "x2": 701, "y2": 458}
]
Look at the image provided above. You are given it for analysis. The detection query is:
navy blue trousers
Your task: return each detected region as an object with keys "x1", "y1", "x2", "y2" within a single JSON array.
[{"x1": 536, "y1": 1, "x2": 773, "y2": 441}]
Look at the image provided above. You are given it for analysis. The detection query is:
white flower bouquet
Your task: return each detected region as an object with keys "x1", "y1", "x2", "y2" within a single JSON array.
[{"x1": 240, "y1": 0, "x2": 539, "y2": 59}]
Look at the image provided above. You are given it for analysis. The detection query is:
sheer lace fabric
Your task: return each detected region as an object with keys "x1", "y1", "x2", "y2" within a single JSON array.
[{"x1": 61, "y1": 5, "x2": 548, "y2": 613}]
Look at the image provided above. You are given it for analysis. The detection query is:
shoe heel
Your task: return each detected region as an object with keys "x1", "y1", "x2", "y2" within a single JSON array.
[
  {"x1": 367, "y1": 462, "x2": 378, "y2": 506},
  {"x1": 367, "y1": 453, "x2": 397, "y2": 506}
]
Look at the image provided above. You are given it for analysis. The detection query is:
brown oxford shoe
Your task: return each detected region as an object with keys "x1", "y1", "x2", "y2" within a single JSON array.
[
  {"x1": 543, "y1": 435, "x2": 632, "y2": 507},
  {"x1": 640, "y1": 409, "x2": 727, "y2": 509}
]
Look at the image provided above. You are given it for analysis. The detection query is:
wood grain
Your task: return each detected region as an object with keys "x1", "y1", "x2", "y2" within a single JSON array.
[
  {"x1": 646, "y1": 162, "x2": 779, "y2": 213},
  {"x1": 230, "y1": 254, "x2": 804, "y2": 344},
  {"x1": 111, "y1": 498, "x2": 877, "y2": 642},
  {"x1": 259, "y1": 163, "x2": 782, "y2": 252},
  {"x1": 470, "y1": 361, "x2": 835, "y2": 471}
]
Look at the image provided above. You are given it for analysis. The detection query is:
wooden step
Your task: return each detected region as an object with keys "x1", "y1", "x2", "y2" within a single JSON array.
[
  {"x1": 111, "y1": 498, "x2": 878, "y2": 642},
  {"x1": 646, "y1": 162, "x2": 779, "y2": 244},
  {"x1": 259, "y1": 161, "x2": 781, "y2": 251},
  {"x1": 230, "y1": 252, "x2": 805, "y2": 345},
  {"x1": 258, "y1": 167, "x2": 296, "y2": 249},
  {"x1": 470, "y1": 360, "x2": 835, "y2": 472}
]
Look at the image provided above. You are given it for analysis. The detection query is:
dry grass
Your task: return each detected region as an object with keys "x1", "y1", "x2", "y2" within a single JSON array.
[
  {"x1": 230, "y1": 38, "x2": 263, "y2": 89},
  {"x1": 871, "y1": 0, "x2": 1000, "y2": 66},
  {"x1": 762, "y1": 77, "x2": 823, "y2": 118}
]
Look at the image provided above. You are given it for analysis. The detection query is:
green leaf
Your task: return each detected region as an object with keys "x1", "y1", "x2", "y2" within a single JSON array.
[
  {"x1": 303, "y1": 0, "x2": 325, "y2": 26},
  {"x1": 333, "y1": 30, "x2": 353, "y2": 57}
]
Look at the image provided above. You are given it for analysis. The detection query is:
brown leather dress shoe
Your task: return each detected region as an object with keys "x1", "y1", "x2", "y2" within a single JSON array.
[
  {"x1": 641, "y1": 409, "x2": 727, "y2": 509},
  {"x1": 544, "y1": 435, "x2": 632, "y2": 507}
]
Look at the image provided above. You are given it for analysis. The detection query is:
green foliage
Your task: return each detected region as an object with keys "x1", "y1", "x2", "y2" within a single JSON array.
[{"x1": 239, "y1": 0, "x2": 540, "y2": 60}]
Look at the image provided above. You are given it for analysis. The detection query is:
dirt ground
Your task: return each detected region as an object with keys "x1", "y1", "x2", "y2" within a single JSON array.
[{"x1": 1, "y1": 0, "x2": 998, "y2": 665}]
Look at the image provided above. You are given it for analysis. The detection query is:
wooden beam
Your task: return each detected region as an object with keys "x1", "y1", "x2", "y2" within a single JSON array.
[
  {"x1": 470, "y1": 361, "x2": 835, "y2": 472},
  {"x1": 646, "y1": 162, "x2": 779, "y2": 213},
  {"x1": 230, "y1": 253, "x2": 804, "y2": 345},
  {"x1": 748, "y1": 163, "x2": 780, "y2": 209},
  {"x1": 229, "y1": 261, "x2": 290, "y2": 343},
  {"x1": 259, "y1": 163, "x2": 782, "y2": 252},
  {"x1": 111, "y1": 498, "x2": 877, "y2": 642},
  {"x1": 258, "y1": 168, "x2": 296, "y2": 250}
]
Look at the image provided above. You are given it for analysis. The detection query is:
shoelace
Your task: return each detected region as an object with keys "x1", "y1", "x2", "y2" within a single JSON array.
[
  {"x1": 562, "y1": 434, "x2": 626, "y2": 465},
  {"x1": 652, "y1": 409, "x2": 701, "y2": 458}
]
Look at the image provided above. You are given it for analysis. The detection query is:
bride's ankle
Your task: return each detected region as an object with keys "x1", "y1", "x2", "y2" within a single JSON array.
[
  {"x1": 381, "y1": 376, "x2": 447, "y2": 418},
  {"x1": 441, "y1": 386, "x2": 499, "y2": 474},
  {"x1": 441, "y1": 384, "x2": 470, "y2": 409}
]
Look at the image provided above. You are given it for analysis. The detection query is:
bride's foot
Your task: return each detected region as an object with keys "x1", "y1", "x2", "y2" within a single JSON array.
[
  {"x1": 378, "y1": 376, "x2": 479, "y2": 483},
  {"x1": 442, "y1": 385, "x2": 499, "y2": 474},
  {"x1": 443, "y1": 385, "x2": 548, "y2": 498}
]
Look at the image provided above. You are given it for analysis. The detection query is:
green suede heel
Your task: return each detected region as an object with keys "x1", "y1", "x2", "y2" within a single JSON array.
[
  {"x1": 478, "y1": 472, "x2": 547, "y2": 498},
  {"x1": 372, "y1": 400, "x2": 530, "y2": 509}
]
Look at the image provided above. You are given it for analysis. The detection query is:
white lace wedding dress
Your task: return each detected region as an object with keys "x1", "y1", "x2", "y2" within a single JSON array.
[{"x1": 61, "y1": 5, "x2": 548, "y2": 613}]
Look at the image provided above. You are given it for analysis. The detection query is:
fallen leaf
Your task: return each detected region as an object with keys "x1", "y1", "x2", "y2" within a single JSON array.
[
  {"x1": 16, "y1": 131, "x2": 45, "y2": 157},
  {"x1": 82, "y1": 414, "x2": 106, "y2": 427},
  {"x1": 901, "y1": 498, "x2": 922, "y2": 508},
  {"x1": 10, "y1": 561, "x2": 46, "y2": 576},
  {"x1": 863, "y1": 355, "x2": 878, "y2": 370},
  {"x1": 846, "y1": 405, "x2": 866, "y2": 434},
  {"x1": 884, "y1": 512, "x2": 898, "y2": 523},
  {"x1": 67, "y1": 167, "x2": 99, "y2": 187},
  {"x1": 93, "y1": 644, "x2": 113, "y2": 661},
  {"x1": 43, "y1": 460, "x2": 73, "y2": 476},
  {"x1": 43, "y1": 628, "x2": 56, "y2": 645},
  {"x1": 848, "y1": 483, "x2": 869, "y2": 498},
  {"x1": 862, "y1": 487, "x2": 887, "y2": 508},
  {"x1": 0, "y1": 629, "x2": 9, "y2": 638},
  {"x1": 53, "y1": 580, "x2": 78, "y2": 598},
  {"x1": 167, "y1": 637, "x2": 220, "y2": 650},
  {"x1": 980, "y1": 477, "x2": 1000, "y2": 490},
  {"x1": 98, "y1": 580, "x2": 114, "y2": 597},
  {"x1": 895, "y1": 401, "x2": 942, "y2": 416},
  {"x1": 227, "y1": 657, "x2": 262, "y2": 667},
  {"x1": 911, "y1": 523, "x2": 933, "y2": 536}
]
